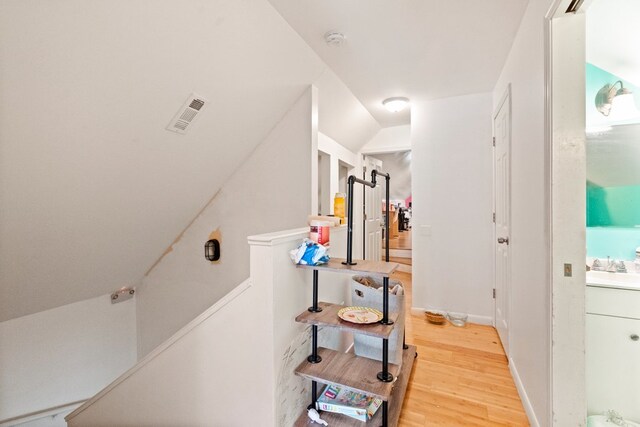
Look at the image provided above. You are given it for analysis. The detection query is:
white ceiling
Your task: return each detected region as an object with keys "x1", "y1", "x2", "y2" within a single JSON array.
[
  {"x1": 0, "y1": 0, "x2": 530, "y2": 322},
  {"x1": 587, "y1": 0, "x2": 640, "y2": 86},
  {"x1": 268, "y1": 0, "x2": 529, "y2": 127},
  {"x1": 0, "y1": 0, "x2": 332, "y2": 321}
]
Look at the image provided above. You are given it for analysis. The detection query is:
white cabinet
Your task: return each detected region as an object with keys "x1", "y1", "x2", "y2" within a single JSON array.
[{"x1": 586, "y1": 286, "x2": 640, "y2": 421}]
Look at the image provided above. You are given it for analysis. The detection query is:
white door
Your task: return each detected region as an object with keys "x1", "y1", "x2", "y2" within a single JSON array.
[
  {"x1": 363, "y1": 155, "x2": 383, "y2": 261},
  {"x1": 494, "y1": 90, "x2": 511, "y2": 355}
]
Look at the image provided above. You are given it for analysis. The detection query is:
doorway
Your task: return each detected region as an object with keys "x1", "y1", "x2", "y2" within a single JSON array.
[
  {"x1": 493, "y1": 87, "x2": 512, "y2": 355},
  {"x1": 362, "y1": 151, "x2": 413, "y2": 271}
]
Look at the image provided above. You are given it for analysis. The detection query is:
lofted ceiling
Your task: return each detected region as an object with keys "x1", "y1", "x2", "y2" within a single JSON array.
[
  {"x1": 0, "y1": 0, "x2": 530, "y2": 322},
  {"x1": 268, "y1": 0, "x2": 529, "y2": 127},
  {"x1": 0, "y1": 0, "x2": 332, "y2": 321}
]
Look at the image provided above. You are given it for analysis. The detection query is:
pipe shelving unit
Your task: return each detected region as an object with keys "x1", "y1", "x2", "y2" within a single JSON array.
[{"x1": 293, "y1": 170, "x2": 417, "y2": 427}]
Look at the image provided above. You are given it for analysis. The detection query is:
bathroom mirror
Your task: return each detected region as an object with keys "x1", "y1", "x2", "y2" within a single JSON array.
[{"x1": 586, "y1": 20, "x2": 640, "y2": 260}]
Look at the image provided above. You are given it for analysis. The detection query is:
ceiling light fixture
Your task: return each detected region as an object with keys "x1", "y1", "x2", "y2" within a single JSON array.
[
  {"x1": 382, "y1": 97, "x2": 410, "y2": 113},
  {"x1": 595, "y1": 81, "x2": 640, "y2": 121},
  {"x1": 324, "y1": 31, "x2": 345, "y2": 47}
]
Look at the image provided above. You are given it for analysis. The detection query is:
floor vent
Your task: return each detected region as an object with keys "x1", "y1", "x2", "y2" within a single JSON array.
[{"x1": 166, "y1": 94, "x2": 208, "y2": 134}]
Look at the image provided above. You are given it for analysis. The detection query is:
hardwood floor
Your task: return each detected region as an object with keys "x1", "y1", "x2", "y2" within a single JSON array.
[
  {"x1": 385, "y1": 229, "x2": 412, "y2": 250},
  {"x1": 395, "y1": 271, "x2": 529, "y2": 426},
  {"x1": 388, "y1": 256, "x2": 412, "y2": 266}
]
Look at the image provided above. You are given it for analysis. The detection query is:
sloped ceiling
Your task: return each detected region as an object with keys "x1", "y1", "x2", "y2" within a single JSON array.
[
  {"x1": 267, "y1": 0, "x2": 529, "y2": 127},
  {"x1": 587, "y1": 0, "x2": 640, "y2": 86},
  {"x1": 0, "y1": 0, "x2": 333, "y2": 321}
]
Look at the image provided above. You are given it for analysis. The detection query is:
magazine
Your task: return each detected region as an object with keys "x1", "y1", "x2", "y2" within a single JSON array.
[{"x1": 315, "y1": 384, "x2": 382, "y2": 422}]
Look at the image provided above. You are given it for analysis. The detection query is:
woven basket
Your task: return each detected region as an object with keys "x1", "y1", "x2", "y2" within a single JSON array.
[{"x1": 425, "y1": 311, "x2": 447, "y2": 325}]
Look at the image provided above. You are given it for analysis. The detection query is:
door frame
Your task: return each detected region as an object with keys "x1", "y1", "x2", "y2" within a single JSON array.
[
  {"x1": 362, "y1": 154, "x2": 383, "y2": 260},
  {"x1": 546, "y1": 0, "x2": 588, "y2": 424},
  {"x1": 492, "y1": 85, "x2": 512, "y2": 354}
]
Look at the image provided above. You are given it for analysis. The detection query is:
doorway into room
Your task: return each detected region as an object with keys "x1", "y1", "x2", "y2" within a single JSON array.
[
  {"x1": 362, "y1": 151, "x2": 412, "y2": 272},
  {"x1": 493, "y1": 87, "x2": 512, "y2": 356}
]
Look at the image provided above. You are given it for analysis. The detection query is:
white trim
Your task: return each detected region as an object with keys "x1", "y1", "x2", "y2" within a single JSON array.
[
  {"x1": 0, "y1": 400, "x2": 87, "y2": 427},
  {"x1": 492, "y1": 84, "x2": 513, "y2": 356},
  {"x1": 510, "y1": 357, "x2": 541, "y2": 427},
  {"x1": 360, "y1": 146, "x2": 411, "y2": 155},
  {"x1": 66, "y1": 279, "x2": 253, "y2": 422},
  {"x1": 311, "y1": 85, "x2": 319, "y2": 215},
  {"x1": 544, "y1": 6, "x2": 555, "y2": 427},
  {"x1": 547, "y1": 2, "x2": 588, "y2": 424},
  {"x1": 409, "y1": 306, "x2": 493, "y2": 326},
  {"x1": 247, "y1": 227, "x2": 308, "y2": 246}
]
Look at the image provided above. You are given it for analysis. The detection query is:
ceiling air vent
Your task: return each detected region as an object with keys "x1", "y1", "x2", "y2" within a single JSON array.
[{"x1": 166, "y1": 94, "x2": 208, "y2": 134}]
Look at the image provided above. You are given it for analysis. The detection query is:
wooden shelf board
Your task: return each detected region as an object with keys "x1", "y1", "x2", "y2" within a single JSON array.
[
  {"x1": 294, "y1": 347, "x2": 400, "y2": 401},
  {"x1": 296, "y1": 258, "x2": 398, "y2": 277},
  {"x1": 294, "y1": 345, "x2": 417, "y2": 427},
  {"x1": 295, "y1": 302, "x2": 399, "y2": 339}
]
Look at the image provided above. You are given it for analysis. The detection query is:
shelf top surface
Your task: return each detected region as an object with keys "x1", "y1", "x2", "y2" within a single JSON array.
[
  {"x1": 296, "y1": 258, "x2": 398, "y2": 277},
  {"x1": 295, "y1": 302, "x2": 398, "y2": 339},
  {"x1": 295, "y1": 347, "x2": 400, "y2": 401},
  {"x1": 294, "y1": 345, "x2": 417, "y2": 426}
]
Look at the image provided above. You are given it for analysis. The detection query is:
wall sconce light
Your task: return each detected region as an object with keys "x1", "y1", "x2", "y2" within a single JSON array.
[
  {"x1": 382, "y1": 97, "x2": 410, "y2": 113},
  {"x1": 205, "y1": 239, "x2": 220, "y2": 261},
  {"x1": 595, "y1": 81, "x2": 640, "y2": 120}
]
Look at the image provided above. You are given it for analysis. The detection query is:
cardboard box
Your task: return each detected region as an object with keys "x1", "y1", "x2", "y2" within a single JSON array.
[{"x1": 351, "y1": 276, "x2": 405, "y2": 366}]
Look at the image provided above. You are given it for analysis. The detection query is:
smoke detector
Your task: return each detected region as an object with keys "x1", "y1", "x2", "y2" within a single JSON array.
[
  {"x1": 111, "y1": 287, "x2": 135, "y2": 304},
  {"x1": 166, "y1": 93, "x2": 208, "y2": 134},
  {"x1": 324, "y1": 31, "x2": 346, "y2": 47}
]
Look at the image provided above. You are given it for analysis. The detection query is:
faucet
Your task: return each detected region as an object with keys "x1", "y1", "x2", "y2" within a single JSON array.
[
  {"x1": 616, "y1": 260, "x2": 627, "y2": 273},
  {"x1": 591, "y1": 258, "x2": 604, "y2": 271},
  {"x1": 606, "y1": 256, "x2": 617, "y2": 273}
]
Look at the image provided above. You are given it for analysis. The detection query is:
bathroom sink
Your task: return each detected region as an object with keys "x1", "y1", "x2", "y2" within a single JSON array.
[{"x1": 587, "y1": 270, "x2": 640, "y2": 291}]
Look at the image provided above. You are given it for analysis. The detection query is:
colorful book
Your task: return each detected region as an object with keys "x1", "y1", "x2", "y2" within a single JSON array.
[{"x1": 315, "y1": 384, "x2": 382, "y2": 422}]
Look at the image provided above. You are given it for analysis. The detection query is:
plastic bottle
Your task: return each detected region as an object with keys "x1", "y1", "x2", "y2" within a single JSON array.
[{"x1": 334, "y1": 192, "x2": 346, "y2": 223}]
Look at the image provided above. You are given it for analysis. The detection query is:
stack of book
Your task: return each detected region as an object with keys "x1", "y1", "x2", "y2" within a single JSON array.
[{"x1": 315, "y1": 384, "x2": 382, "y2": 422}]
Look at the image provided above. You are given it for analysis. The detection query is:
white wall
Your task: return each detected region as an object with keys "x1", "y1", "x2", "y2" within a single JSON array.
[
  {"x1": 318, "y1": 132, "x2": 359, "y2": 215},
  {"x1": 491, "y1": 0, "x2": 555, "y2": 424},
  {"x1": 0, "y1": 295, "x2": 136, "y2": 422},
  {"x1": 0, "y1": 0, "x2": 330, "y2": 322},
  {"x1": 315, "y1": 69, "x2": 381, "y2": 154},
  {"x1": 66, "y1": 226, "x2": 351, "y2": 427},
  {"x1": 361, "y1": 125, "x2": 411, "y2": 154},
  {"x1": 67, "y1": 280, "x2": 271, "y2": 427},
  {"x1": 367, "y1": 152, "x2": 412, "y2": 202},
  {"x1": 411, "y1": 93, "x2": 494, "y2": 323},
  {"x1": 135, "y1": 89, "x2": 313, "y2": 357},
  {"x1": 551, "y1": 6, "x2": 587, "y2": 425}
]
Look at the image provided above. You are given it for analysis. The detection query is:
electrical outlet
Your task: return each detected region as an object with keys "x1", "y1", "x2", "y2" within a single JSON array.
[{"x1": 564, "y1": 263, "x2": 572, "y2": 277}]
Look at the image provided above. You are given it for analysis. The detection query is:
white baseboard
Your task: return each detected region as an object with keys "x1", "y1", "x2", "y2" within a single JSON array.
[
  {"x1": 409, "y1": 306, "x2": 493, "y2": 326},
  {"x1": 509, "y1": 357, "x2": 540, "y2": 427}
]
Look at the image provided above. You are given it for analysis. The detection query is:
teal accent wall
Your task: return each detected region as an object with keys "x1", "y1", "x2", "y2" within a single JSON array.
[
  {"x1": 587, "y1": 227, "x2": 640, "y2": 260},
  {"x1": 587, "y1": 184, "x2": 640, "y2": 227}
]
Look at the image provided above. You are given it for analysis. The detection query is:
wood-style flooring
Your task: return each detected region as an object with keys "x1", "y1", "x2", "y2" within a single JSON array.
[
  {"x1": 385, "y1": 229, "x2": 413, "y2": 250},
  {"x1": 395, "y1": 271, "x2": 529, "y2": 426}
]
